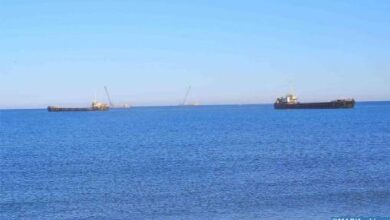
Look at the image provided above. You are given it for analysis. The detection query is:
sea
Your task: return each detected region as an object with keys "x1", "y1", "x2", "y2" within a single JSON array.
[{"x1": 1, "y1": 102, "x2": 390, "y2": 220}]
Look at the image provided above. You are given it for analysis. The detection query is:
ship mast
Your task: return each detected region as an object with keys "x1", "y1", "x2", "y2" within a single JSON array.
[{"x1": 288, "y1": 80, "x2": 295, "y2": 95}]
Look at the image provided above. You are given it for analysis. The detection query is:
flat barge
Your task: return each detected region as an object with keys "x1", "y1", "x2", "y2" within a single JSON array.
[
  {"x1": 274, "y1": 94, "x2": 355, "y2": 109},
  {"x1": 48, "y1": 101, "x2": 109, "y2": 112}
]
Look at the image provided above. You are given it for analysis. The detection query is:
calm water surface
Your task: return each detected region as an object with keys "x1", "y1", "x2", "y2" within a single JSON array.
[{"x1": 1, "y1": 103, "x2": 390, "y2": 219}]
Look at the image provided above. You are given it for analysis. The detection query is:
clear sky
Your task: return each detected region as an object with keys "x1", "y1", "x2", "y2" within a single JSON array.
[{"x1": 1, "y1": 0, "x2": 389, "y2": 108}]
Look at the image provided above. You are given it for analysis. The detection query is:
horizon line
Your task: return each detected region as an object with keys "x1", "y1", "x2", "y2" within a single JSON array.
[{"x1": 1, "y1": 100, "x2": 389, "y2": 111}]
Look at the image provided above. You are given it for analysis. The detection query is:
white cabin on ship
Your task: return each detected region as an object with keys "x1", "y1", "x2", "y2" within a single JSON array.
[{"x1": 276, "y1": 94, "x2": 298, "y2": 104}]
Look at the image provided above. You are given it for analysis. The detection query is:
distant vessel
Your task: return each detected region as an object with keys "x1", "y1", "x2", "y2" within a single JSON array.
[
  {"x1": 179, "y1": 86, "x2": 200, "y2": 107},
  {"x1": 48, "y1": 101, "x2": 109, "y2": 112},
  {"x1": 274, "y1": 94, "x2": 355, "y2": 109},
  {"x1": 104, "y1": 86, "x2": 131, "y2": 109}
]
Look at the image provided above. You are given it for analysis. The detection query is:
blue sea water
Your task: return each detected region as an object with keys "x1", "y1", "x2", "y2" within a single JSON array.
[{"x1": 1, "y1": 102, "x2": 390, "y2": 220}]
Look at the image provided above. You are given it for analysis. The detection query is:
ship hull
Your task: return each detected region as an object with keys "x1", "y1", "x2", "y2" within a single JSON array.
[
  {"x1": 47, "y1": 106, "x2": 109, "y2": 112},
  {"x1": 274, "y1": 100, "x2": 355, "y2": 109}
]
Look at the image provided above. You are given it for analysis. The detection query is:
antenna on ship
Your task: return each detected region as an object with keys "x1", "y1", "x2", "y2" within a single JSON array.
[
  {"x1": 181, "y1": 86, "x2": 191, "y2": 106},
  {"x1": 104, "y1": 86, "x2": 114, "y2": 108},
  {"x1": 288, "y1": 80, "x2": 295, "y2": 95}
]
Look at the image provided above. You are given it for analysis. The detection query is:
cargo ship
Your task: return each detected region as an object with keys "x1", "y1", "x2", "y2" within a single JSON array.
[
  {"x1": 274, "y1": 94, "x2": 355, "y2": 109},
  {"x1": 48, "y1": 101, "x2": 109, "y2": 112}
]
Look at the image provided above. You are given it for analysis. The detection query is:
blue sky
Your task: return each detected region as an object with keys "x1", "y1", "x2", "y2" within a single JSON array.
[{"x1": 1, "y1": 0, "x2": 389, "y2": 108}]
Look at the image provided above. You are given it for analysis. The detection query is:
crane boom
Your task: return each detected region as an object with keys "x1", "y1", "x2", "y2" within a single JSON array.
[
  {"x1": 182, "y1": 86, "x2": 191, "y2": 106},
  {"x1": 104, "y1": 86, "x2": 114, "y2": 107}
]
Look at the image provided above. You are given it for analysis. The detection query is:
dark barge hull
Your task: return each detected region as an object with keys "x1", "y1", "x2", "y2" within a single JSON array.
[
  {"x1": 274, "y1": 100, "x2": 355, "y2": 109},
  {"x1": 47, "y1": 107, "x2": 108, "y2": 112}
]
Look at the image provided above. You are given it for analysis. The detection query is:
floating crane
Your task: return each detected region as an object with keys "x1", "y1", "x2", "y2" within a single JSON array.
[{"x1": 104, "y1": 86, "x2": 131, "y2": 109}]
